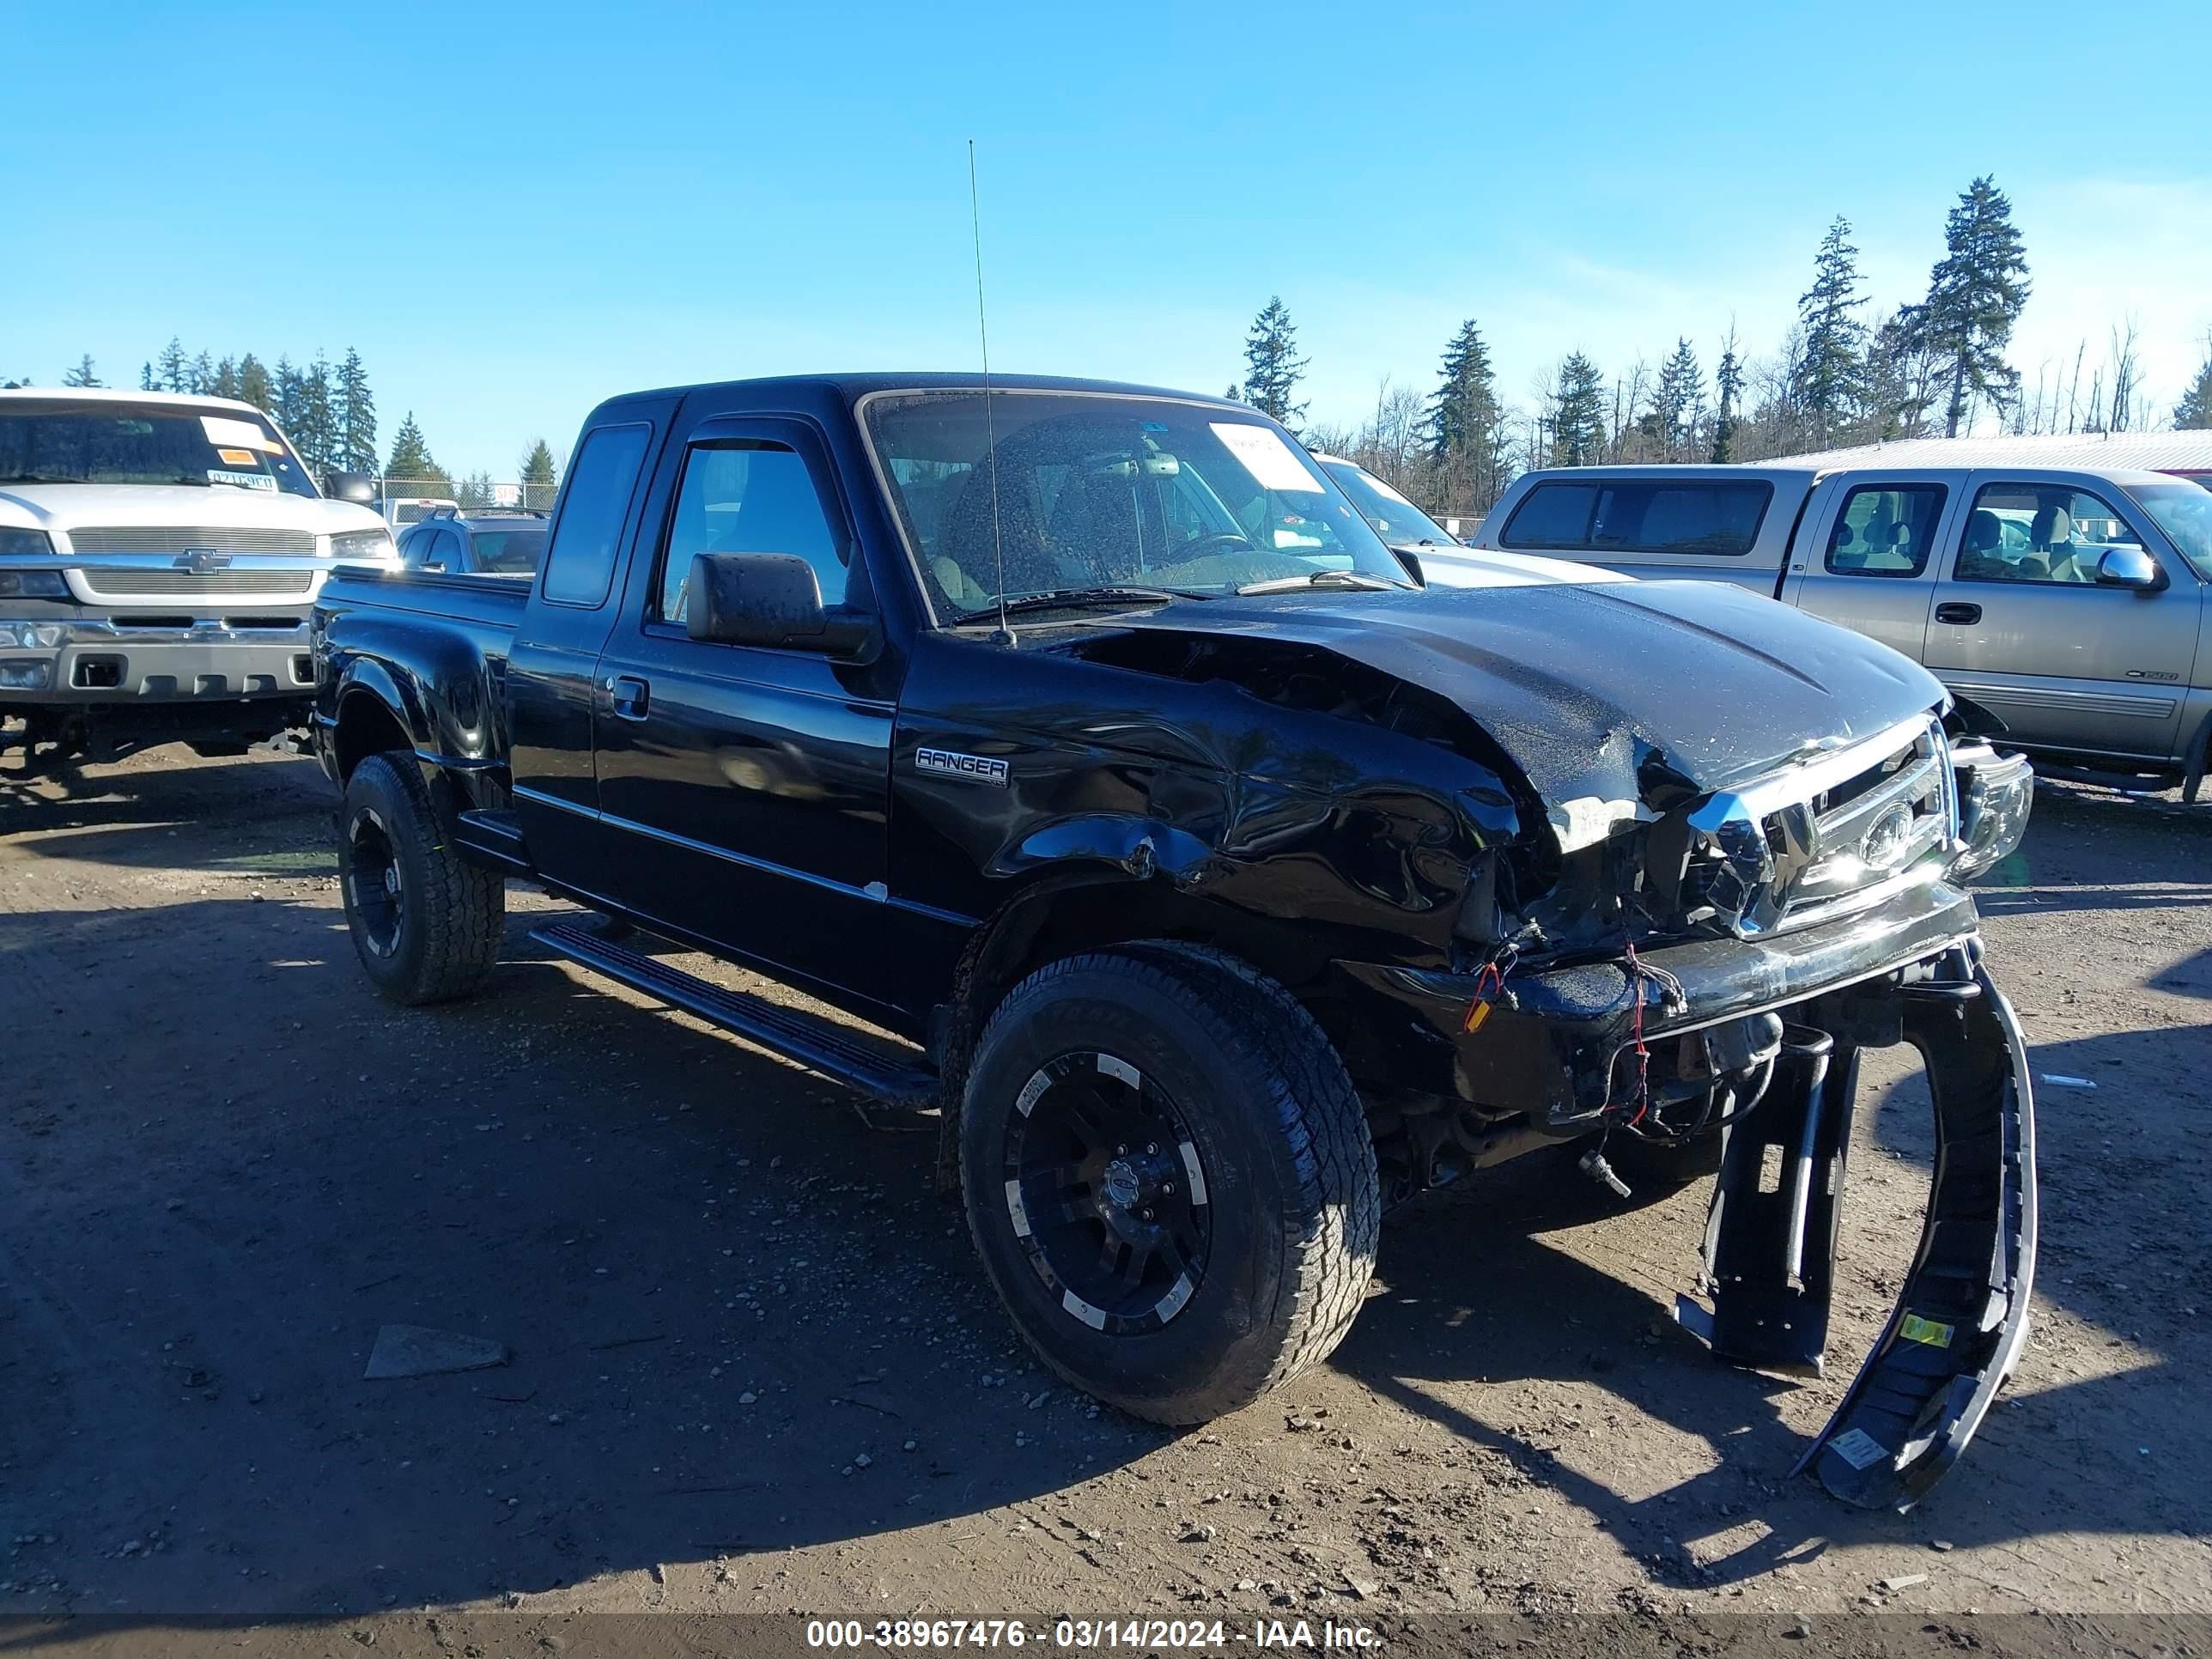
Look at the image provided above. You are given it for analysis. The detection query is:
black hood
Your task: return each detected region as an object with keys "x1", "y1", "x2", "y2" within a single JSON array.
[{"x1": 1105, "y1": 578, "x2": 1945, "y2": 809}]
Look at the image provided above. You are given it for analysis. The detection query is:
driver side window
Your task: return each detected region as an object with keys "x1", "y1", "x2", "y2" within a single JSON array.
[
  {"x1": 657, "y1": 441, "x2": 848, "y2": 626},
  {"x1": 1957, "y1": 483, "x2": 2142, "y2": 585}
]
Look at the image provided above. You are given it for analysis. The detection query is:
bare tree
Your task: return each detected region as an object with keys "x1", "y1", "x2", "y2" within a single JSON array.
[{"x1": 2106, "y1": 318, "x2": 2143, "y2": 433}]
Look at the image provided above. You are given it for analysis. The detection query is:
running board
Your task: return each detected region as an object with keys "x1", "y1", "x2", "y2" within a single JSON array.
[{"x1": 531, "y1": 920, "x2": 940, "y2": 1108}]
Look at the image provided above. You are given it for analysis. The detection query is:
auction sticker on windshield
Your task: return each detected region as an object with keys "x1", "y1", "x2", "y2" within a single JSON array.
[
  {"x1": 201, "y1": 414, "x2": 282, "y2": 452},
  {"x1": 1211, "y1": 422, "x2": 1322, "y2": 493}
]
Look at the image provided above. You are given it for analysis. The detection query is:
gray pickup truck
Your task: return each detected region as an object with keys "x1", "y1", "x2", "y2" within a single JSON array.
[{"x1": 1466, "y1": 457, "x2": 2212, "y2": 798}]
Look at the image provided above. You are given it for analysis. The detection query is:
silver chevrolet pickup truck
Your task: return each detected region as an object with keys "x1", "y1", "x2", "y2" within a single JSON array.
[
  {"x1": 0, "y1": 387, "x2": 398, "y2": 769},
  {"x1": 1462, "y1": 452, "x2": 2212, "y2": 799}
]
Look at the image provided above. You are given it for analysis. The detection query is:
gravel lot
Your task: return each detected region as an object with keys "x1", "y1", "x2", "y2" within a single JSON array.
[{"x1": 3, "y1": 744, "x2": 2208, "y2": 1647}]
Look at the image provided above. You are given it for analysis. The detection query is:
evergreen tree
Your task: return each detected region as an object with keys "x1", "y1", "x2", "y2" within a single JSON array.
[
  {"x1": 1241, "y1": 296, "x2": 1308, "y2": 427},
  {"x1": 62, "y1": 354, "x2": 101, "y2": 388},
  {"x1": 140, "y1": 362, "x2": 156, "y2": 391},
  {"x1": 235, "y1": 354, "x2": 273, "y2": 416},
  {"x1": 335, "y1": 348, "x2": 378, "y2": 474},
  {"x1": 1424, "y1": 319, "x2": 1511, "y2": 507},
  {"x1": 1711, "y1": 332, "x2": 1743, "y2": 463},
  {"x1": 2174, "y1": 342, "x2": 2212, "y2": 430},
  {"x1": 295, "y1": 353, "x2": 337, "y2": 473},
  {"x1": 1790, "y1": 216, "x2": 1868, "y2": 443},
  {"x1": 1550, "y1": 353, "x2": 1607, "y2": 466},
  {"x1": 1915, "y1": 175, "x2": 2032, "y2": 436},
  {"x1": 210, "y1": 357, "x2": 241, "y2": 401},
  {"x1": 386, "y1": 412, "x2": 449, "y2": 488},
  {"x1": 519, "y1": 437, "x2": 558, "y2": 505},
  {"x1": 1654, "y1": 337, "x2": 1703, "y2": 456},
  {"x1": 191, "y1": 350, "x2": 216, "y2": 396},
  {"x1": 271, "y1": 357, "x2": 306, "y2": 445},
  {"x1": 1863, "y1": 310, "x2": 1939, "y2": 439},
  {"x1": 1224, "y1": 382, "x2": 1242, "y2": 402},
  {"x1": 156, "y1": 337, "x2": 190, "y2": 393}
]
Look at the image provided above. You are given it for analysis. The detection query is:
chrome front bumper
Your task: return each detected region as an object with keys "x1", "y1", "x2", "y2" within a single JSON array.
[{"x1": 0, "y1": 616, "x2": 315, "y2": 704}]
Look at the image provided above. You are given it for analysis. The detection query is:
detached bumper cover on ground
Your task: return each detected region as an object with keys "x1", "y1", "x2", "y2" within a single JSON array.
[{"x1": 1796, "y1": 962, "x2": 2036, "y2": 1509}]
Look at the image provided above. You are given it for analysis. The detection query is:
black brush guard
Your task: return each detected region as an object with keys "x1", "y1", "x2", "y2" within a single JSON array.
[{"x1": 1674, "y1": 954, "x2": 2037, "y2": 1510}]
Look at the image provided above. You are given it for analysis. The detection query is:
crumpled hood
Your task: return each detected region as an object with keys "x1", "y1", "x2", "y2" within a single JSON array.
[{"x1": 1111, "y1": 578, "x2": 1946, "y2": 810}]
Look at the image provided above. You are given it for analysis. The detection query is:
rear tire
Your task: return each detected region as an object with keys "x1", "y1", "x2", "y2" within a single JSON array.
[
  {"x1": 960, "y1": 942, "x2": 1379, "y2": 1424},
  {"x1": 338, "y1": 750, "x2": 504, "y2": 1006}
]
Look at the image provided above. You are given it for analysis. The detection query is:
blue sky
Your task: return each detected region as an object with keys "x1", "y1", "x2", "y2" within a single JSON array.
[{"x1": 8, "y1": 0, "x2": 2209, "y2": 473}]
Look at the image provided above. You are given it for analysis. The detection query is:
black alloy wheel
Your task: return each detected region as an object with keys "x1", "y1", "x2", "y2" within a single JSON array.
[{"x1": 1001, "y1": 1050, "x2": 1213, "y2": 1334}]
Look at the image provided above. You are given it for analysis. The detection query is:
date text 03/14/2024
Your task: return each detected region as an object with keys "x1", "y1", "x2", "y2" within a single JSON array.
[{"x1": 803, "y1": 1618, "x2": 1382, "y2": 1650}]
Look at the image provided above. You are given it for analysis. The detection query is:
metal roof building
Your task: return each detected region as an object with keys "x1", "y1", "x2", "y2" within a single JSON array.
[{"x1": 1771, "y1": 430, "x2": 2212, "y2": 477}]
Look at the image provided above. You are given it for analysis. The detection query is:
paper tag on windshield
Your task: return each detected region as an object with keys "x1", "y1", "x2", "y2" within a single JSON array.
[
  {"x1": 201, "y1": 414, "x2": 280, "y2": 452},
  {"x1": 207, "y1": 468, "x2": 277, "y2": 491},
  {"x1": 1211, "y1": 422, "x2": 1323, "y2": 492}
]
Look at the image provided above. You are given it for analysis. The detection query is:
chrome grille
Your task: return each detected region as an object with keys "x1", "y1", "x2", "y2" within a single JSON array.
[
  {"x1": 1686, "y1": 715, "x2": 1957, "y2": 938},
  {"x1": 82, "y1": 568, "x2": 316, "y2": 597},
  {"x1": 65, "y1": 526, "x2": 317, "y2": 557},
  {"x1": 1777, "y1": 724, "x2": 1954, "y2": 927}
]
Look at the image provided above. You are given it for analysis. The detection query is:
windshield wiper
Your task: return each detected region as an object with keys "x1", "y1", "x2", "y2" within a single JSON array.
[
  {"x1": 1236, "y1": 569, "x2": 1402, "y2": 595},
  {"x1": 0, "y1": 474, "x2": 82, "y2": 485},
  {"x1": 951, "y1": 586, "x2": 1212, "y2": 624}
]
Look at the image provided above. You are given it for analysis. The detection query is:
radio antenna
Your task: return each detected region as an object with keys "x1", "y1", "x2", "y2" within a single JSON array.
[{"x1": 968, "y1": 139, "x2": 1014, "y2": 645}]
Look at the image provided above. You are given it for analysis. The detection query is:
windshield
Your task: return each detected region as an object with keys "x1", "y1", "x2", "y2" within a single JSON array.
[
  {"x1": 863, "y1": 391, "x2": 1413, "y2": 619},
  {"x1": 2128, "y1": 480, "x2": 2212, "y2": 578},
  {"x1": 1318, "y1": 458, "x2": 1460, "y2": 547},
  {"x1": 469, "y1": 527, "x2": 545, "y2": 574},
  {"x1": 0, "y1": 398, "x2": 318, "y2": 498}
]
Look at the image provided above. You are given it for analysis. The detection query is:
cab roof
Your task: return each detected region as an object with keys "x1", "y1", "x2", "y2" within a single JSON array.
[{"x1": 0, "y1": 385, "x2": 269, "y2": 416}]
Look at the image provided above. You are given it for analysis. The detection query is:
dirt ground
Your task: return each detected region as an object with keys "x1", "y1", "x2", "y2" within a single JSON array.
[{"x1": 3, "y1": 744, "x2": 2209, "y2": 1648}]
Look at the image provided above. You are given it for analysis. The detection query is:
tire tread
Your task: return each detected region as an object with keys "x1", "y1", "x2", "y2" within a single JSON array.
[{"x1": 965, "y1": 941, "x2": 1379, "y2": 1423}]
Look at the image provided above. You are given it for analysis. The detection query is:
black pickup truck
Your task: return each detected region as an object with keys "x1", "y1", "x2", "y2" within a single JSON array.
[{"x1": 313, "y1": 374, "x2": 2037, "y2": 1510}]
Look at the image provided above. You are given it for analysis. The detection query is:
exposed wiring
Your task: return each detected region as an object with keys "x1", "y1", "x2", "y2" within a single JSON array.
[{"x1": 1610, "y1": 937, "x2": 1688, "y2": 1125}]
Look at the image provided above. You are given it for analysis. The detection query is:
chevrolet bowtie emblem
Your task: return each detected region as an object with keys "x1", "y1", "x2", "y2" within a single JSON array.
[{"x1": 176, "y1": 549, "x2": 232, "y2": 574}]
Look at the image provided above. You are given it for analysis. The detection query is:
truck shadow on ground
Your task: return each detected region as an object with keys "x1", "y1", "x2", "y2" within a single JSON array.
[{"x1": 3, "y1": 894, "x2": 2197, "y2": 1616}]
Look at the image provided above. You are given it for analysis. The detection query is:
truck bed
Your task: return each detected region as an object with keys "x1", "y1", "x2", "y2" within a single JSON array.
[{"x1": 319, "y1": 564, "x2": 531, "y2": 630}]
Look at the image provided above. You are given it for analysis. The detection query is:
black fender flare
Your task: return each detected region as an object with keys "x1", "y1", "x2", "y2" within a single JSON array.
[{"x1": 329, "y1": 659, "x2": 432, "y2": 774}]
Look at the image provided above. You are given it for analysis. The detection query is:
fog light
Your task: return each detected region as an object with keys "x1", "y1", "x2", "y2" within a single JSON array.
[
  {"x1": 0, "y1": 622, "x2": 67, "y2": 648},
  {"x1": 0, "y1": 659, "x2": 54, "y2": 690}
]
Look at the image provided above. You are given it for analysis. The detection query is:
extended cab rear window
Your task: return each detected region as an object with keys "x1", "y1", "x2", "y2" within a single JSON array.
[{"x1": 1501, "y1": 478, "x2": 1771, "y2": 556}]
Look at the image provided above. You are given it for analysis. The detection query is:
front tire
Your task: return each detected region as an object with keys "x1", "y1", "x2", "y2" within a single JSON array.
[
  {"x1": 961, "y1": 942, "x2": 1379, "y2": 1424},
  {"x1": 338, "y1": 751, "x2": 504, "y2": 1006}
]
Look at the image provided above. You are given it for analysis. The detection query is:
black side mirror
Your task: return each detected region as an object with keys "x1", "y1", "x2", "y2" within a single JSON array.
[
  {"x1": 325, "y1": 471, "x2": 377, "y2": 506},
  {"x1": 1389, "y1": 546, "x2": 1426, "y2": 586},
  {"x1": 686, "y1": 552, "x2": 874, "y2": 656}
]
